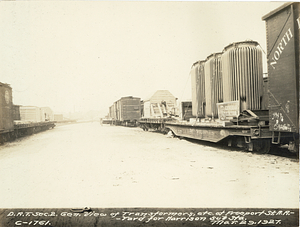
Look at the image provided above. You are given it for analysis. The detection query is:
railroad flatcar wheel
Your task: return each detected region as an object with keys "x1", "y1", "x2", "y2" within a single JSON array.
[
  {"x1": 141, "y1": 125, "x2": 148, "y2": 131},
  {"x1": 2, "y1": 133, "x2": 9, "y2": 142},
  {"x1": 162, "y1": 128, "x2": 169, "y2": 134},
  {"x1": 9, "y1": 132, "x2": 16, "y2": 141},
  {"x1": 253, "y1": 140, "x2": 271, "y2": 154}
]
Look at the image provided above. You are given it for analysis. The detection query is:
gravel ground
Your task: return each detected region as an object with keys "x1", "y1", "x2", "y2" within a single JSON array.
[{"x1": 0, "y1": 122, "x2": 298, "y2": 208}]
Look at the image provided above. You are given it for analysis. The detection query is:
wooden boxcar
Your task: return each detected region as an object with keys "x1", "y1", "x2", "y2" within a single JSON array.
[
  {"x1": 13, "y1": 105, "x2": 21, "y2": 121},
  {"x1": 262, "y1": 2, "x2": 299, "y2": 134},
  {"x1": 110, "y1": 96, "x2": 141, "y2": 126},
  {"x1": 0, "y1": 83, "x2": 14, "y2": 135}
]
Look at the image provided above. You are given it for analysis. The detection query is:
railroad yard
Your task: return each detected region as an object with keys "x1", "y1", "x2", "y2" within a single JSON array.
[
  {"x1": 0, "y1": 2, "x2": 299, "y2": 226},
  {"x1": 0, "y1": 122, "x2": 298, "y2": 209}
]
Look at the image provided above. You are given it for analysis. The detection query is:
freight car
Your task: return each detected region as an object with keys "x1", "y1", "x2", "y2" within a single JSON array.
[
  {"x1": 108, "y1": 96, "x2": 141, "y2": 127},
  {"x1": 0, "y1": 82, "x2": 55, "y2": 144},
  {"x1": 140, "y1": 2, "x2": 299, "y2": 154}
]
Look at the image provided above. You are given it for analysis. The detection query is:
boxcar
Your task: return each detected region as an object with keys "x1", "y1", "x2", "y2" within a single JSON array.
[
  {"x1": 13, "y1": 105, "x2": 21, "y2": 121},
  {"x1": 113, "y1": 96, "x2": 141, "y2": 126},
  {"x1": 0, "y1": 82, "x2": 14, "y2": 134},
  {"x1": 262, "y1": 2, "x2": 299, "y2": 135}
]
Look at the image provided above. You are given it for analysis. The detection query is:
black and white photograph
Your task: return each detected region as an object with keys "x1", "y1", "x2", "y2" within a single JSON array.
[{"x1": 0, "y1": 1, "x2": 299, "y2": 226}]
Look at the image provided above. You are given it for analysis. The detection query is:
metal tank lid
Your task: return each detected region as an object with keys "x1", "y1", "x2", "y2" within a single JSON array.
[
  {"x1": 0, "y1": 82, "x2": 12, "y2": 88},
  {"x1": 222, "y1": 40, "x2": 259, "y2": 52},
  {"x1": 206, "y1": 52, "x2": 223, "y2": 61},
  {"x1": 119, "y1": 96, "x2": 140, "y2": 100},
  {"x1": 191, "y1": 60, "x2": 206, "y2": 68},
  {"x1": 191, "y1": 61, "x2": 200, "y2": 67}
]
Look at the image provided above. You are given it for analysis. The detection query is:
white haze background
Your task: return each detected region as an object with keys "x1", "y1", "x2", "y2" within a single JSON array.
[{"x1": 0, "y1": 1, "x2": 284, "y2": 117}]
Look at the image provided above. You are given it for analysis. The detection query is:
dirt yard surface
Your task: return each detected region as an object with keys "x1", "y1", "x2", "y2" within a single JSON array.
[{"x1": 0, "y1": 122, "x2": 298, "y2": 208}]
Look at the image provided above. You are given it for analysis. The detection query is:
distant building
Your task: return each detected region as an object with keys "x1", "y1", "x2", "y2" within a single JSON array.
[{"x1": 54, "y1": 114, "x2": 64, "y2": 122}]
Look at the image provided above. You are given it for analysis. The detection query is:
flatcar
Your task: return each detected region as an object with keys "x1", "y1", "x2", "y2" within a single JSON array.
[
  {"x1": 0, "y1": 82, "x2": 55, "y2": 144},
  {"x1": 139, "y1": 90, "x2": 179, "y2": 131},
  {"x1": 139, "y1": 2, "x2": 299, "y2": 154}
]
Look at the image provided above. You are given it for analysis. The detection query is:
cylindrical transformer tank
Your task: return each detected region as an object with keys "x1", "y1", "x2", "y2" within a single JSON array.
[
  {"x1": 204, "y1": 53, "x2": 223, "y2": 118},
  {"x1": 222, "y1": 41, "x2": 263, "y2": 112},
  {"x1": 191, "y1": 60, "x2": 206, "y2": 118}
]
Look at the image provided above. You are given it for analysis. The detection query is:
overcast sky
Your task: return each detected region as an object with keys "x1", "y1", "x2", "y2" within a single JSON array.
[{"x1": 0, "y1": 1, "x2": 284, "y2": 116}]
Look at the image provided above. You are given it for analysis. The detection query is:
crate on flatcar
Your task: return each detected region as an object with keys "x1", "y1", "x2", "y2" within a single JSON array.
[
  {"x1": 139, "y1": 90, "x2": 179, "y2": 132},
  {"x1": 19, "y1": 106, "x2": 42, "y2": 122},
  {"x1": 142, "y1": 90, "x2": 178, "y2": 118},
  {"x1": 40, "y1": 107, "x2": 54, "y2": 121},
  {"x1": 180, "y1": 101, "x2": 193, "y2": 121}
]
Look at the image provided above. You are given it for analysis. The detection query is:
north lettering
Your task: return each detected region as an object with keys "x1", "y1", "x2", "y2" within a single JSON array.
[{"x1": 270, "y1": 28, "x2": 293, "y2": 69}]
